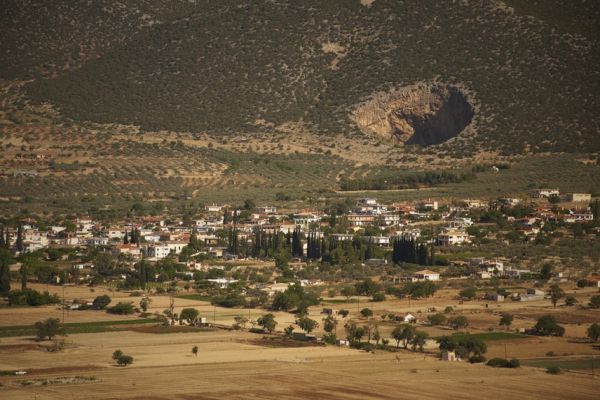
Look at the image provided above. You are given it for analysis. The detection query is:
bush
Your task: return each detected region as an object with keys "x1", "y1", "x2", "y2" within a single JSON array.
[
  {"x1": 7, "y1": 289, "x2": 60, "y2": 306},
  {"x1": 469, "y1": 354, "x2": 486, "y2": 363},
  {"x1": 589, "y1": 295, "x2": 600, "y2": 308},
  {"x1": 534, "y1": 315, "x2": 565, "y2": 336},
  {"x1": 427, "y1": 313, "x2": 446, "y2": 326},
  {"x1": 117, "y1": 354, "x2": 133, "y2": 366},
  {"x1": 212, "y1": 292, "x2": 247, "y2": 308},
  {"x1": 448, "y1": 315, "x2": 469, "y2": 330},
  {"x1": 371, "y1": 292, "x2": 386, "y2": 302},
  {"x1": 92, "y1": 295, "x2": 111, "y2": 310},
  {"x1": 107, "y1": 302, "x2": 135, "y2": 315},
  {"x1": 546, "y1": 366, "x2": 561, "y2": 374},
  {"x1": 459, "y1": 287, "x2": 477, "y2": 300},
  {"x1": 486, "y1": 358, "x2": 520, "y2": 368}
]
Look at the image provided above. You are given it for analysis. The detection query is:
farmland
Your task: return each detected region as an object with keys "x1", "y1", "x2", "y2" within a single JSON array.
[{"x1": 1, "y1": 283, "x2": 599, "y2": 399}]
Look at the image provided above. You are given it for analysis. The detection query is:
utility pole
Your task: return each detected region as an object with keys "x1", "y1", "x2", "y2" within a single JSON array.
[{"x1": 62, "y1": 285, "x2": 65, "y2": 323}]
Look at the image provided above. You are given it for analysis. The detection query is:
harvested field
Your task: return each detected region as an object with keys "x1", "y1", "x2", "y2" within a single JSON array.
[{"x1": 0, "y1": 328, "x2": 597, "y2": 400}]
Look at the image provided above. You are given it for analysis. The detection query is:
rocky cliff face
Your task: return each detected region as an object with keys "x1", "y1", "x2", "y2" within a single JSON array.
[{"x1": 352, "y1": 83, "x2": 475, "y2": 146}]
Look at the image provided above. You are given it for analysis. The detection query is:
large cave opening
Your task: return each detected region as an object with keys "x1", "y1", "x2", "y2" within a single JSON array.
[
  {"x1": 352, "y1": 83, "x2": 475, "y2": 146},
  {"x1": 399, "y1": 89, "x2": 474, "y2": 146}
]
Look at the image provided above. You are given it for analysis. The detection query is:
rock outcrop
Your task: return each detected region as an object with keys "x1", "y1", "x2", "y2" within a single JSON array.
[{"x1": 352, "y1": 83, "x2": 475, "y2": 146}]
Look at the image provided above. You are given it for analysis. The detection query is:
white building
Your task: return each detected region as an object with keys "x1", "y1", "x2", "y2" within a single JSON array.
[
  {"x1": 87, "y1": 237, "x2": 109, "y2": 246},
  {"x1": 395, "y1": 229, "x2": 421, "y2": 241},
  {"x1": 146, "y1": 241, "x2": 187, "y2": 259},
  {"x1": 437, "y1": 230, "x2": 471, "y2": 246},
  {"x1": 413, "y1": 269, "x2": 440, "y2": 281},
  {"x1": 565, "y1": 193, "x2": 591, "y2": 203},
  {"x1": 256, "y1": 206, "x2": 277, "y2": 214},
  {"x1": 206, "y1": 204, "x2": 223, "y2": 212},
  {"x1": 379, "y1": 213, "x2": 401, "y2": 226},
  {"x1": 207, "y1": 278, "x2": 239, "y2": 288},
  {"x1": 356, "y1": 198, "x2": 388, "y2": 215},
  {"x1": 530, "y1": 188, "x2": 559, "y2": 198}
]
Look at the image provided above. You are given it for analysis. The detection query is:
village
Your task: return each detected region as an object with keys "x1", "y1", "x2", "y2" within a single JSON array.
[{"x1": 1, "y1": 188, "x2": 599, "y2": 399}]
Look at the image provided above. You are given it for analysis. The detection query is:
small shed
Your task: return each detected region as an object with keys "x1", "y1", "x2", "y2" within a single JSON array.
[
  {"x1": 441, "y1": 350, "x2": 459, "y2": 361},
  {"x1": 403, "y1": 313, "x2": 416, "y2": 323}
]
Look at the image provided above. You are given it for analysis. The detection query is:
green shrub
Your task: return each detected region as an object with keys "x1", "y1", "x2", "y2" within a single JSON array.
[
  {"x1": 486, "y1": 357, "x2": 520, "y2": 368},
  {"x1": 7, "y1": 289, "x2": 60, "y2": 306},
  {"x1": 469, "y1": 354, "x2": 486, "y2": 363},
  {"x1": 107, "y1": 302, "x2": 135, "y2": 315}
]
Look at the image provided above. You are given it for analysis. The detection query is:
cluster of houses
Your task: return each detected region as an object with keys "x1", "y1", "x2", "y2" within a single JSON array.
[{"x1": 5, "y1": 191, "x2": 595, "y2": 265}]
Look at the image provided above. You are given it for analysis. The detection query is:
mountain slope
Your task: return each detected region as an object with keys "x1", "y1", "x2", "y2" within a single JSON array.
[{"x1": 9, "y1": 0, "x2": 597, "y2": 155}]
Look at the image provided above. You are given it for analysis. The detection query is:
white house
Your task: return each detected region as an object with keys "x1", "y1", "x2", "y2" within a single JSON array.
[
  {"x1": 256, "y1": 206, "x2": 277, "y2": 214},
  {"x1": 437, "y1": 230, "x2": 471, "y2": 246},
  {"x1": 87, "y1": 237, "x2": 109, "y2": 246},
  {"x1": 356, "y1": 198, "x2": 388, "y2": 215},
  {"x1": 413, "y1": 269, "x2": 440, "y2": 281},
  {"x1": 530, "y1": 188, "x2": 559, "y2": 198},
  {"x1": 207, "y1": 278, "x2": 239, "y2": 288},
  {"x1": 206, "y1": 204, "x2": 223, "y2": 212},
  {"x1": 565, "y1": 193, "x2": 591, "y2": 203},
  {"x1": 146, "y1": 241, "x2": 187, "y2": 259}
]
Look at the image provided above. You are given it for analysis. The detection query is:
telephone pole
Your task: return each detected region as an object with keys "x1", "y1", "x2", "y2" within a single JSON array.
[{"x1": 62, "y1": 285, "x2": 65, "y2": 323}]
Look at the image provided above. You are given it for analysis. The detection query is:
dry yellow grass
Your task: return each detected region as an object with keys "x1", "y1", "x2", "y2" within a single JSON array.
[
  {"x1": 1, "y1": 282, "x2": 599, "y2": 399},
  {"x1": 0, "y1": 328, "x2": 597, "y2": 400}
]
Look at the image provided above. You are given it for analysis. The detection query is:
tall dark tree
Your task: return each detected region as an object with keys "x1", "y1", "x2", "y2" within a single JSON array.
[
  {"x1": 227, "y1": 227, "x2": 239, "y2": 255},
  {"x1": 291, "y1": 227, "x2": 303, "y2": 258},
  {"x1": 0, "y1": 225, "x2": 5, "y2": 248},
  {"x1": 223, "y1": 208, "x2": 230, "y2": 225},
  {"x1": 123, "y1": 230, "x2": 129, "y2": 245},
  {"x1": 590, "y1": 200, "x2": 600, "y2": 220},
  {"x1": 139, "y1": 257, "x2": 147, "y2": 290},
  {"x1": 189, "y1": 231, "x2": 200, "y2": 250},
  {"x1": 16, "y1": 224, "x2": 23, "y2": 252},
  {"x1": 20, "y1": 263, "x2": 27, "y2": 290},
  {"x1": 392, "y1": 238, "x2": 428, "y2": 265},
  {"x1": 364, "y1": 238, "x2": 374, "y2": 260},
  {"x1": 429, "y1": 244, "x2": 436, "y2": 266},
  {"x1": 0, "y1": 248, "x2": 13, "y2": 295}
]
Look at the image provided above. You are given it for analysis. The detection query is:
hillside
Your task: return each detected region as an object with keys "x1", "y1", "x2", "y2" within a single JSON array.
[
  {"x1": 1, "y1": 0, "x2": 597, "y2": 155},
  {"x1": 1, "y1": 1, "x2": 599, "y2": 217}
]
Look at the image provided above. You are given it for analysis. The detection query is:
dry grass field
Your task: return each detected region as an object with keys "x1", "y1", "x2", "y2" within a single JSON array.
[
  {"x1": 1, "y1": 328, "x2": 598, "y2": 400},
  {"x1": 1, "y1": 283, "x2": 599, "y2": 399}
]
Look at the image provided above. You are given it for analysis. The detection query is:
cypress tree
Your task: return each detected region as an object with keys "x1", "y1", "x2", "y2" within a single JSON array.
[
  {"x1": 20, "y1": 263, "x2": 27, "y2": 290},
  {"x1": 0, "y1": 225, "x2": 4, "y2": 248},
  {"x1": 223, "y1": 208, "x2": 230, "y2": 225},
  {"x1": 139, "y1": 258, "x2": 147, "y2": 290},
  {"x1": 16, "y1": 224, "x2": 23, "y2": 252},
  {"x1": 417, "y1": 244, "x2": 428, "y2": 265},
  {"x1": 123, "y1": 231, "x2": 129, "y2": 245},
  {"x1": 0, "y1": 249, "x2": 12, "y2": 294},
  {"x1": 189, "y1": 231, "x2": 199, "y2": 250}
]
